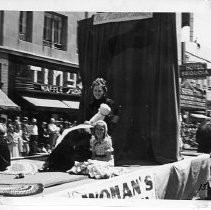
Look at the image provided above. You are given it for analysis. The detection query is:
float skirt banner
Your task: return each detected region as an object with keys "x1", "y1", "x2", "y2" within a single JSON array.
[
  {"x1": 47, "y1": 170, "x2": 156, "y2": 199},
  {"x1": 45, "y1": 155, "x2": 210, "y2": 200}
]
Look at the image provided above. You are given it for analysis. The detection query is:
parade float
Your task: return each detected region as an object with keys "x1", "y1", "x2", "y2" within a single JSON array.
[{"x1": 0, "y1": 12, "x2": 210, "y2": 201}]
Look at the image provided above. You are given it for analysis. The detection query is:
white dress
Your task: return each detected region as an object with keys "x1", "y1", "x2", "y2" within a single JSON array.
[
  {"x1": 68, "y1": 136, "x2": 124, "y2": 179},
  {"x1": 7, "y1": 133, "x2": 20, "y2": 158}
]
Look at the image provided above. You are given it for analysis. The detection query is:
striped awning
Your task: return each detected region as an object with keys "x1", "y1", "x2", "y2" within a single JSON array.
[
  {"x1": 0, "y1": 90, "x2": 20, "y2": 111},
  {"x1": 190, "y1": 114, "x2": 210, "y2": 119},
  {"x1": 22, "y1": 96, "x2": 79, "y2": 110},
  {"x1": 62, "y1": 100, "x2": 80, "y2": 109}
]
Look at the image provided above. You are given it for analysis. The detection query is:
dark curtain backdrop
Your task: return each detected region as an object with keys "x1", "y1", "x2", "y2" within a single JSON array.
[{"x1": 78, "y1": 13, "x2": 182, "y2": 164}]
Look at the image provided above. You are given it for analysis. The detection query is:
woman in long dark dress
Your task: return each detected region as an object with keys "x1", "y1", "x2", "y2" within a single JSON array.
[
  {"x1": 40, "y1": 128, "x2": 92, "y2": 172},
  {"x1": 0, "y1": 123, "x2": 10, "y2": 171},
  {"x1": 39, "y1": 78, "x2": 119, "y2": 172},
  {"x1": 85, "y1": 78, "x2": 119, "y2": 134}
]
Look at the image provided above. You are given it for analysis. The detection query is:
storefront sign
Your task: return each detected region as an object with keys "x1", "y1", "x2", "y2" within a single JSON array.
[
  {"x1": 93, "y1": 12, "x2": 153, "y2": 25},
  {"x1": 15, "y1": 63, "x2": 81, "y2": 96},
  {"x1": 41, "y1": 84, "x2": 63, "y2": 93},
  {"x1": 180, "y1": 88, "x2": 206, "y2": 110},
  {"x1": 49, "y1": 170, "x2": 156, "y2": 199},
  {"x1": 40, "y1": 84, "x2": 81, "y2": 96},
  {"x1": 179, "y1": 63, "x2": 208, "y2": 79}
]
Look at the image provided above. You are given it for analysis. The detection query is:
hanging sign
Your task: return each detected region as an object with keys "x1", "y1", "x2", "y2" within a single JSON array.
[
  {"x1": 180, "y1": 88, "x2": 206, "y2": 110},
  {"x1": 179, "y1": 62, "x2": 208, "y2": 79},
  {"x1": 47, "y1": 170, "x2": 156, "y2": 199},
  {"x1": 93, "y1": 12, "x2": 153, "y2": 25}
]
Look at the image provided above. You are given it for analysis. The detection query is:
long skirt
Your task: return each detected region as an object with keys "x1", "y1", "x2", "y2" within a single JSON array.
[
  {"x1": 0, "y1": 138, "x2": 11, "y2": 171},
  {"x1": 8, "y1": 143, "x2": 19, "y2": 158},
  {"x1": 49, "y1": 133, "x2": 59, "y2": 149},
  {"x1": 67, "y1": 159, "x2": 124, "y2": 179},
  {"x1": 43, "y1": 129, "x2": 92, "y2": 172}
]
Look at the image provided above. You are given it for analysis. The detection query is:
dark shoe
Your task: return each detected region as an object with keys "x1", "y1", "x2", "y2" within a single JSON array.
[
  {"x1": 15, "y1": 173, "x2": 25, "y2": 179},
  {"x1": 38, "y1": 168, "x2": 48, "y2": 172},
  {"x1": 38, "y1": 162, "x2": 49, "y2": 172}
]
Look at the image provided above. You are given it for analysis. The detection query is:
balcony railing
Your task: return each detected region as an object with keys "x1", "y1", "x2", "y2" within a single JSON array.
[{"x1": 43, "y1": 40, "x2": 63, "y2": 50}]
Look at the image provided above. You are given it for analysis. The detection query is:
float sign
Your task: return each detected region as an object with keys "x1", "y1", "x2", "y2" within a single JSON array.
[{"x1": 47, "y1": 170, "x2": 156, "y2": 199}]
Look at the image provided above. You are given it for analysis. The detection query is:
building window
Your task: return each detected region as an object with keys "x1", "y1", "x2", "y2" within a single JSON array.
[
  {"x1": 19, "y1": 11, "x2": 33, "y2": 42},
  {"x1": 0, "y1": 63, "x2": 2, "y2": 89},
  {"x1": 0, "y1": 63, "x2": 1, "y2": 82},
  {"x1": 207, "y1": 76, "x2": 211, "y2": 88},
  {"x1": 43, "y1": 12, "x2": 67, "y2": 51}
]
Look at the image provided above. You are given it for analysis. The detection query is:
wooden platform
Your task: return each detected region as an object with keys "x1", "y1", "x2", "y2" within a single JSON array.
[{"x1": 2, "y1": 152, "x2": 210, "y2": 200}]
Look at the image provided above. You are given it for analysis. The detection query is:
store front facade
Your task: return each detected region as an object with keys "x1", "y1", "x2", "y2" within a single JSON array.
[
  {"x1": 179, "y1": 62, "x2": 208, "y2": 123},
  {"x1": 179, "y1": 62, "x2": 208, "y2": 150},
  {"x1": 8, "y1": 54, "x2": 81, "y2": 124}
]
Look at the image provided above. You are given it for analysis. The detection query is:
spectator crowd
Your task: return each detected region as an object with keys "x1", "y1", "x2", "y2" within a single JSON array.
[
  {"x1": 1, "y1": 116, "x2": 76, "y2": 158},
  {"x1": 180, "y1": 122, "x2": 200, "y2": 150}
]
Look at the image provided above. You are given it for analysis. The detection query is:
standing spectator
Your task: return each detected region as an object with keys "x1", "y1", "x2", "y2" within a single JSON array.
[
  {"x1": 39, "y1": 122, "x2": 49, "y2": 147},
  {"x1": 7, "y1": 118, "x2": 13, "y2": 128},
  {"x1": 6, "y1": 125, "x2": 13, "y2": 157},
  {"x1": 0, "y1": 117, "x2": 6, "y2": 123},
  {"x1": 39, "y1": 143, "x2": 48, "y2": 153},
  {"x1": 46, "y1": 144, "x2": 51, "y2": 153},
  {"x1": 7, "y1": 125, "x2": 19, "y2": 158},
  {"x1": 72, "y1": 121, "x2": 77, "y2": 127},
  {"x1": 15, "y1": 116, "x2": 21, "y2": 125},
  {"x1": 0, "y1": 123, "x2": 10, "y2": 171},
  {"x1": 21, "y1": 117, "x2": 30, "y2": 156},
  {"x1": 63, "y1": 121, "x2": 70, "y2": 129},
  {"x1": 58, "y1": 118, "x2": 64, "y2": 134},
  {"x1": 14, "y1": 121, "x2": 23, "y2": 156},
  {"x1": 29, "y1": 118, "x2": 39, "y2": 155},
  {"x1": 0, "y1": 117, "x2": 7, "y2": 135},
  {"x1": 48, "y1": 118, "x2": 60, "y2": 150},
  {"x1": 59, "y1": 118, "x2": 64, "y2": 125}
]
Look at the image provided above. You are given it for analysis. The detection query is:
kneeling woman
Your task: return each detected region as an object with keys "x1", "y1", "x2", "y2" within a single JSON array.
[{"x1": 68, "y1": 120, "x2": 122, "y2": 179}]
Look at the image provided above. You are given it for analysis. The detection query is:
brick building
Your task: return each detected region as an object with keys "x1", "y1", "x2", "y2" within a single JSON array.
[{"x1": 0, "y1": 11, "x2": 87, "y2": 122}]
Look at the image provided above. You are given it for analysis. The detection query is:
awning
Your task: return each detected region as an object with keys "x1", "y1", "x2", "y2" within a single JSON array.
[
  {"x1": 192, "y1": 111, "x2": 206, "y2": 114},
  {"x1": 22, "y1": 96, "x2": 69, "y2": 109},
  {"x1": 62, "y1": 100, "x2": 80, "y2": 109},
  {"x1": 0, "y1": 90, "x2": 20, "y2": 111},
  {"x1": 190, "y1": 113, "x2": 210, "y2": 119},
  {"x1": 22, "y1": 96, "x2": 79, "y2": 110}
]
